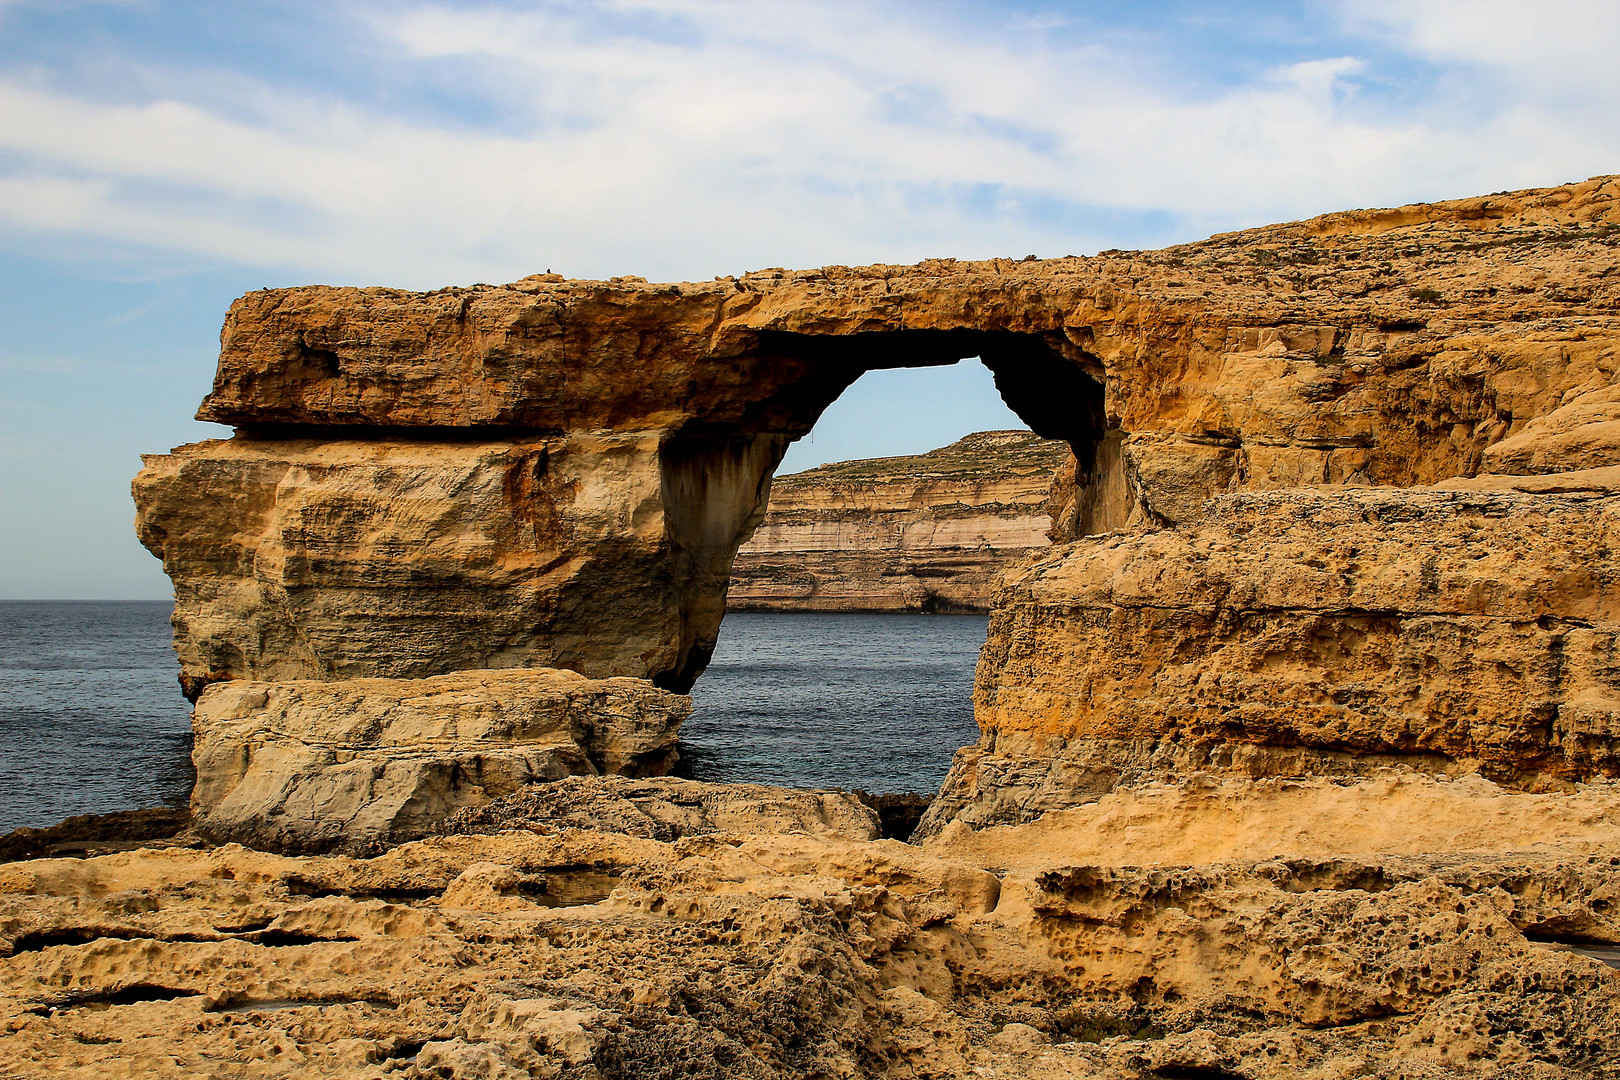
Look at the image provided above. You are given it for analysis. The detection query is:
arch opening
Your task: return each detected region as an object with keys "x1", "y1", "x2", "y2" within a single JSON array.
[
  {"x1": 665, "y1": 334, "x2": 1107, "y2": 807},
  {"x1": 653, "y1": 329, "x2": 1109, "y2": 693}
]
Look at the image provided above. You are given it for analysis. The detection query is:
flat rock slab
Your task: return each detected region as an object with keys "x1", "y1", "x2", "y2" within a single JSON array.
[
  {"x1": 191, "y1": 668, "x2": 690, "y2": 855},
  {"x1": 441, "y1": 774, "x2": 880, "y2": 842},
  {"x1": 3, "y1": 783, "x2": 1620, "y2": 1077}
]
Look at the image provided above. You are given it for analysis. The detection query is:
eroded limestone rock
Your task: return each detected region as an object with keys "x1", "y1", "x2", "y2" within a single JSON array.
[
  {"x1": 1484, "y1": 384, "x2": 1620, "y2": 475},
  {"x1": 89, "y1": 177, "x2": 1620, "y2": 1076},
  {"x1": 135, "y1": 432, "x2": 777, "y2": 697},
  {"x1": 3, "y1": 775, "x2": 1620, "y2": 1077},
  {"x1": 921, "y1": 481, "x2": 1620, "y2": 834},
  {"x1": 441, "y1": 774, "x2": 879, "y2": 842},
  {"x1": 189, "y1": 669, "x2": 689, "y2": 855}
]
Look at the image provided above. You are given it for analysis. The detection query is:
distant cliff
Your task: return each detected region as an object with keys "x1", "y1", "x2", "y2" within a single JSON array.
[{"x1": 726, "y1": 430, "x2": 1069, "y2": 613}]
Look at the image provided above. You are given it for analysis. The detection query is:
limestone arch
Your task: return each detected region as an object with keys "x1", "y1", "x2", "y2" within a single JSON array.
[{"x1": 137, "y1": 285, "x2": 1134, "y2": 703}]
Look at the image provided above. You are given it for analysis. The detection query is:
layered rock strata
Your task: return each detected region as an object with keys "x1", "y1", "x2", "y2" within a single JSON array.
[
  {"x1": 726, "y1": 430, "x2": 1068, "y2": 612},
  {"x1": 136, "y1": 175, "x2": 1620, "y2": 707},
  {"x1": 134, "y1": 433, "x2": 733, "y2": 698},
  {"x1": 920, "y1": 475, "x2": 1620, "y2": 835},
  {"x1": 190, "y1": 669, "x2": 689, "y2": 855},
  {"x1": 3, "y1": 774, "x2": 1620, "y2": 1076}
]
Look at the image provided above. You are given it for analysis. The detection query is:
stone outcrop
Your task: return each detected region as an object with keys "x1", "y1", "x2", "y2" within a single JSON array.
[
  {"x1": 4, "y1": 774, "x2": 1620, "y2": 1076},
  {"x1": 1483, "y1": 382, "x2": 1620, "y2": 475},
  {"x1": 440, "y1": 774, "x2": 880, "y2": 842},
  {"x1": 135, "y1": 175, "x2": 1620, "y2": 707},
  {"x1": 726, "y1": 430, "x2": 1067, "y2": 612},
  {"x1": 134, "y1": 432, "x2": 749, "y2": 698},
  {"x1": 919, "y1": 477, "x2": 1620, "y2": 835},
  {"x1": 189, "y1": 669, "x2": 688, "y2": 855}
]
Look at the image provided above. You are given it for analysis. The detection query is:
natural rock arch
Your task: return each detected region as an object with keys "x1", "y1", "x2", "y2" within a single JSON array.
[
  {"x1": 139, "y1": 315, "x2": 1113, "y2": 698},
  {"x1": 137, "y1": 176, "x2": 1620, "y2": 704},
  {"x1": 136, "y1": 175, "x2": 1620, "y2": 855}
]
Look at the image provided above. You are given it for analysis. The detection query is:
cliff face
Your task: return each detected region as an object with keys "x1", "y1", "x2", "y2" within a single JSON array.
[
  {"x1": 917, "y1": 472, "x2": 1620, "y2": 836},
  {"x1": 727, "y1": 430, "x2": 1069, "y2": 613}
]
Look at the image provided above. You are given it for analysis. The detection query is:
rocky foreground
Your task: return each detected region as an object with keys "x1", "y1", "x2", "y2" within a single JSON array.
[
  {"x1": 4, "y1": 774, "x2": 1620, "y2": 1077},
  {"x1": 727, "y1": 430, "x2": 1068, "y2": 613}
]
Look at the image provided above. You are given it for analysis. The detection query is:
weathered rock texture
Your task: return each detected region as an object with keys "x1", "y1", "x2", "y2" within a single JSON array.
[
  {"x1": 726, "y1": 430, "x2": 1068, "y2": 612},
  {"x1": 440, "y1": 775, "x2": 880, "y2": 842},
  {"x1": 136, "y1": 175, "x2": 1620, "y2": 707},
  {"x1": 190, "y1": 669, "x2": 689, "y2": 855},
  {"x1": 135, "y1": 432, "x2": 750, "y2": 698},
  {"x1": 920, "y1": 477, "x2": 1620, "y2": 836},
  {"x1": 3, "y1": 774, "x2": 1620, "y2": 1077}
]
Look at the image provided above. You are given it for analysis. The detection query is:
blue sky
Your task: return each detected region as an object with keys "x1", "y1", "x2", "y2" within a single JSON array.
[{"x1": 2, "y1": 0, "x2": 1618, "y2": 598}]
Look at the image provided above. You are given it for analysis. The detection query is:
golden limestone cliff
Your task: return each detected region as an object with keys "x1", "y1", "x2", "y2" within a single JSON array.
[{"x1": 726, "y1": 430, "x2": 1069, "y2": 613}]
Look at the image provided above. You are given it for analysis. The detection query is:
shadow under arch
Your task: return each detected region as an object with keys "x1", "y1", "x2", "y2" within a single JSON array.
[{"x1": 655, "y1": 328, "x2": 1107, "y2": 692}]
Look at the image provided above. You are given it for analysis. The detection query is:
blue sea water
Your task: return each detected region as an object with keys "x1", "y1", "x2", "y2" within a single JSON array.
[
  {"x1": 682, "y1": 612, "x2": 986, "y2": 794},
  {"x1": 0, "y1": 601, "x2": 194, "y2": 832},
  {"x1": 0, "y1": 604, "x2": 986, "y2": 832}
]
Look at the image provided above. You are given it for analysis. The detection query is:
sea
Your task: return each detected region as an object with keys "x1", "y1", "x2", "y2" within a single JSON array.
[
  {"x1": 682, "y1": 612, "x2": 986, "y2": 793},
  {"x1": 0, "y1": 603, "x2": 986, "y2": 833}
]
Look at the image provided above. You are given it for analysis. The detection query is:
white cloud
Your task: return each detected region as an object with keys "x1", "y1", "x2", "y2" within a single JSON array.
[
  {"x1": 1334, "y1": 0, "x2": 1620, "y2": 189},
  {"x1": 1340, "y1": 0, "x2": 1620, "y2": 75},
  {"x1": 0, "y1": 0, "x2": 1614, "y2": 287}
]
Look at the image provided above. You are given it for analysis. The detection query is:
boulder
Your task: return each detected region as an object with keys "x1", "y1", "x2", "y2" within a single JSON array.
[{"x1": 189, "y1": 668, "x2": 689, "y2": 854}]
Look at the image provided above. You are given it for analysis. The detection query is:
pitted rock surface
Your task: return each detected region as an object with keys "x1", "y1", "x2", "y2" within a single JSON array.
[
  {"x1": 439, "y1": 775, "x2": 879, "y2": 843},
  {"x1": 189, "y1": 669, "x2": 689, "y2": 855},
  {"x1": 4, "y1": 777, "x2": 1620, "y2": 1077}
]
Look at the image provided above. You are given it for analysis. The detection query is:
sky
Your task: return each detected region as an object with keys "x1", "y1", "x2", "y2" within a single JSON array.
[{"x1": 1, "y1": 0, "x2": 1618, "y2": 599}]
